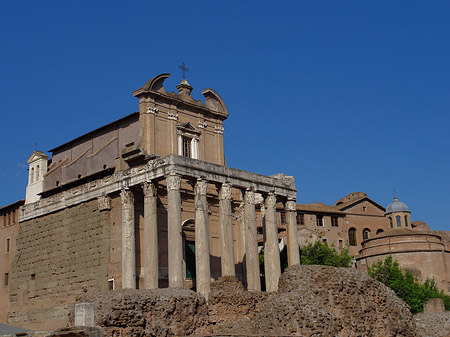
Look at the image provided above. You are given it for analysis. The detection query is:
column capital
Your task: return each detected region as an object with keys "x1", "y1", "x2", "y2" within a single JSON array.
[
  {"x1": 120, "y1": 189, "x2": 134, "y2": 205},
  {"x1": 166, "y1": 173, "x2": 181, "y2": 191},
  {"x1": 98, "y1": 194, "x2": 111, "y2": 211},
  {"x1": 195, "y1": 179, "x2": 208, "y2": 196},
  {"x1": 244, "y1": 188, "x2": 255, "y2": 205},
  {"x1": 219, "y1": 183, "x2": 232, "y2": 200},
  {"x1": 286, "y1": 199, "x2": 297, "y2": 212},
  {"x1": 265, "y1": 193, "x2": 277, "y2": 208},
  {"x1": 142, "y1": 181, "x2": 157, "y2": 197}
]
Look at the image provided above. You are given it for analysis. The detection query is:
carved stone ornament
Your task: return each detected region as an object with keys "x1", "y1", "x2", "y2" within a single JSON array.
[
  {"x1": 120, "y1": 189, "x2": 134, "y2": 205},
  {"x1": 266, "y1": 193, "x2": 277, "y2": 209},
  {"x1": 98, "y1": 194, "x2": 111, "y2": 211},
  {"x1": 286, "y1": 199, "x2": 297, "y2": 212},
  {"x1": 220, "y1": 183, "x2": 232, "y2": 200},
  {"x1": 147, "y1": 105, "x2": 158, "y2": 114},
  {"x1": 215, "y1": 125, "x2": 224, "y2": 134},
  {"x1": 198, "y1": 120, "x2": 207, "y2": 129},
  {"x1": 166, "y1": 174, "x2": 181, "y2": 191},
  {"x1": 168, "y1": 111, "x2": 178, "y2": 120},
  {"x1": 142, "y1": 181, "x2": 157, "y2": 197},
  {"x1": 245, "y1": 188, "x2": 255, "y2": 205},
  {"x1": 196, "y1": 179, "x2": 207, "y2": 196}
]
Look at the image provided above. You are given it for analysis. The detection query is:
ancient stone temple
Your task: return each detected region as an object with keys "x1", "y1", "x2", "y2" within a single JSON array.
[{"x1": 6, "y1": 74, "x2": 299, "y2": 330}]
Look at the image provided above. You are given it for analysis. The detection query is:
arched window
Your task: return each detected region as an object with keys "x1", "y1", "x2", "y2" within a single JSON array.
[
  {"x1": 396, "y1": 215, "x2": 401, "y2": 227},
  {"x1": 404, "y1": 215, "x2": 409, "y2": 227},
  {"x1": 30, "y1": 167, "x2": 34, "y2": 184},
  {"x1": 362, "y1": 228, "x2": 370, "y2": 241},
  {"x1": 36, "y1": 165, "x2": 40, "y2": 181},
  {"x1": 348, "y1": 228, "x2": 357, "y2": 246},
  {"x1": 376, "y1": 229, "x2": 384, "y2": 235},
  {"x1": 389, "y1": 217, "x2": 393, "y2": 228}
]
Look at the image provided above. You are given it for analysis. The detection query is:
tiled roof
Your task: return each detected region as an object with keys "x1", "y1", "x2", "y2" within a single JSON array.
[{"x1": 296, "y1": 203, "x2": 345, "y2": 215}]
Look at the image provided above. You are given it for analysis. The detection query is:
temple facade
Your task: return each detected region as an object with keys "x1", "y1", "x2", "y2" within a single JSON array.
[{"x1": 3, "y1": 74, "x2": 299, "y2": 330}]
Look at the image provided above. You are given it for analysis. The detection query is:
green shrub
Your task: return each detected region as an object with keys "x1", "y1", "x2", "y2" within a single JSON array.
[
  {"x1": 368, "y1": 256, "x2": 450, "y2": 313},
  {"x1": 300, "y1": 240, "x2": 352, "y2": 268}
]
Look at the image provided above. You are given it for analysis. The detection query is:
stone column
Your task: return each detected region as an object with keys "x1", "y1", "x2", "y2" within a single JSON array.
[
  {"x1": 244, "y1": 188, "x2": 260, "y2": 291},
  {"x1": 264, "y1": 193, "x2": 281, "y2": 292},
  {"x1": 166, "y1": 173, "x2": 183, "y2": 288},
  {"x1": 219, "y1": 183, "x2": 235, "y2": 276},
  {"x1": 195, "y1": 179, "x2": 211, "y2": 300},
  {"x1": 121, "y1": 189, "x2": 136, "y2": 289},
  {"x1": 286, "y1": 198, "x2": 300, "y2": 266},
  {"x1": 142, "y1": 181, "x2": 158, "y2": 289}
]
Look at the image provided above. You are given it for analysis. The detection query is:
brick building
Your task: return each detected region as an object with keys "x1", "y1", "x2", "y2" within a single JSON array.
[{"x1": 0, "y1": 199, "x2": 24, "y2": 322}]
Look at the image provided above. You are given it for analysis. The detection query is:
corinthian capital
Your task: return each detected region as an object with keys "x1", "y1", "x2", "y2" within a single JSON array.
[
  {"x1": 195, "y1": 179, "x2": 208, "y2": 196},
  {"x1": 219, "y1": 183, "x2": 232, "y2": 200},
  {"x1": 266, "y1": 193, "x2": 277, "y2": 209},
  {"x1": 166, "y1": 174, "x2": 181, "y2": 191},
  {"x1": 142, "y1": 181, "x2": 157, "y2": 197},
  {"x1": 244, "y1": 188, "x2": 255, "y2": 205},
  {"x1": 120, "y1": 189, "x2": 134, "y2": 205},
  {"x1": 286, "y1": 199, "x2": 297, "y2": 212}
]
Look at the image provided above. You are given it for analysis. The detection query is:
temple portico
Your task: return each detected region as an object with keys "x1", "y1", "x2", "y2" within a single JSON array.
[{"x1": 20, "y1": 154, "x2": 298, "y2": 298}]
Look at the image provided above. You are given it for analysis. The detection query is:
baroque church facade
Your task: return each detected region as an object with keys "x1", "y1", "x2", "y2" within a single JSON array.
[{"x1": 0, "y1": 73, "x2": 449, "y2": 330}]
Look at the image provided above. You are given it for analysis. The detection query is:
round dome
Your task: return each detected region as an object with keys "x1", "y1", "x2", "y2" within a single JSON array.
[{"x1": 386, "y1": 197, "x2": 410, "y2": 214}]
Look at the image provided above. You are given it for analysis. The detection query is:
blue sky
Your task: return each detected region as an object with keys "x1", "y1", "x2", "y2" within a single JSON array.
[{"x1": 0, "y1": 1, "x2": 449, "y2": 230}]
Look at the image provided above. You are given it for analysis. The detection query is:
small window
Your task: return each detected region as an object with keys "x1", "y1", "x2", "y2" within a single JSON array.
[
  {"x1": 31, "y1": 273, "x2": 36, "y2": 280},
  {"x1": 4, "y1": 272, "x2": 9, "y2": 286},
  {"x1": 36, "y1": 165, "x2": 40, "y2": 181},
  {"x1": 363, "y1": 228, "x2": 370, "y2": 241},
  {"x1": 405, "y1": 215, "x2": 409, "y2": 227},
  {"x1": 280, "y1": 211, "x2": 286, "y2": 224},
  {"x1": 322, "y1": 238, "x2": 327, "y2": 244},
  {"x1": 396, "y1": 215, "x2": 401, "y2": 227},
  {"x1": 376, "y1": 229, "x2": 384, "y2": 235},
  {"x1": 331, "y1": 216, "x2": 339, "y2": 227},
  {"x1": 30, "y1": 167, "x2": 34, "y2": 184},
  {"x1": 338, "y1": 239, "x2": 343, "y2": 248},
  {"x1": 11, "y1": 210, "x2": 15, "y2": 224},
  {"x1": 182, "y1": 137, "x2": 192, "y2": 158},
  {"x1": 56, "y1": 181, "x2": 60, "y2": 186},
  {"x1": 316, "y1": 215, "x2": 323, "y2": 227},
  {"x1": 363, "y1": 206, "x2": 367, "y2": 212},
  {"x1": 296, "y1": 213, "x2": 304, "y2": 225},
  {"x1": 348, "y1": 228, "x2": 357, "y2": 246},
  {"x1": 6, "y1": 238, "x2": 10, "y2": 253},
  {"x1": 389, "y1": 217, "x2": 393, "y2": 228},
  {"x1": 108, "y1": 278, "x2": 115, "y2": 290}
]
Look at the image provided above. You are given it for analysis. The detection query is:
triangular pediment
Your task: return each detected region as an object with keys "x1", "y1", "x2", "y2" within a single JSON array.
[
  {"x1": 177, "y1": 122, "x2": 201, "y2": 135},
  {"x1": 27, "y1": 151, "x2": 48, "y2": 164}
]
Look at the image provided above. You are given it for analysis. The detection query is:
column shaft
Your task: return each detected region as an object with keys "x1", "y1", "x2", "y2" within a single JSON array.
[
  {"x1": 167, "y1": 174, "x2": 183, "y2": 287},
  {"x1": 121, "y1": 189, "x2": 136, "y2": 289},
  {"x1": 195, "y1": 179, "x2": 211, "y2": 300},
  {"x1": 219, "y1": 183, "x2": 235, "y2": 276},
  {"x1": 244, "y1": 188, "x2": 260, "y2": 291},
  {"x1": 142, "y1": 182, "x2": 158, "y2": 289},
  {"x1": 286, "y1": 199, "x2": 300, "y2": 266},
  {"x1": 264, "y1": 193, "x2": 281, "y2": 292}
]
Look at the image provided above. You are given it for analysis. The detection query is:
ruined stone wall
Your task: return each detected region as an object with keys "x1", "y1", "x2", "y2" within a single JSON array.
[{"x1": 8, "y1": 199, "x2": 110, "y2": 330}]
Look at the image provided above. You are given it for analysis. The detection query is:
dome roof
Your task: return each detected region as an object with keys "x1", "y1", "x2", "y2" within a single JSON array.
[{"x1": 386, "y1": 197, "x2": 410, "y2": 214}]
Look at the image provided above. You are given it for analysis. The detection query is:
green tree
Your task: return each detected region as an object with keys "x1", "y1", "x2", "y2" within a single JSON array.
[
  {"x1": 368, "y1": 256, "x2": 450, "y2": 313},
  {"x1": 300, "y1": 240, "x2": 352, "y2": 268}
]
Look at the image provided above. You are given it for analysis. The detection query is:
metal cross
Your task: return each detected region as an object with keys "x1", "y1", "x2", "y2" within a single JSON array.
[{"x1": 179, "y1": 62, "x2": 189, "y2": 80}]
